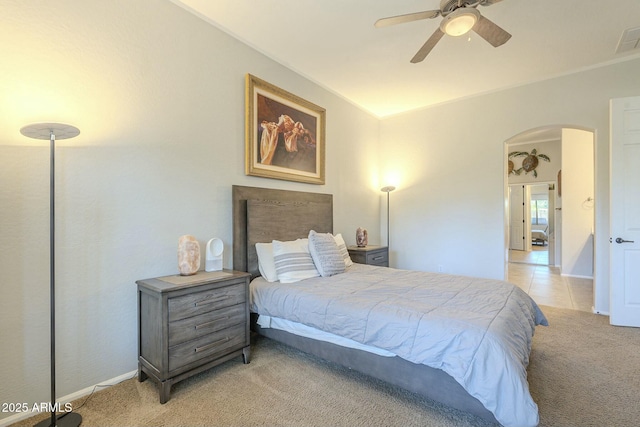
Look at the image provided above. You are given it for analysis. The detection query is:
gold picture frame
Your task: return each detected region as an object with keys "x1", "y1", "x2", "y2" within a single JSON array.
[{"x1": 245, "y1": 74, "x2": 325, "y2": 184}]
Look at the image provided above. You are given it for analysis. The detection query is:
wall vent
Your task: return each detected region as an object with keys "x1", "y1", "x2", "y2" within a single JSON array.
[{"x1": 616, "y1": 26, "x2": 640, "y2": 53}]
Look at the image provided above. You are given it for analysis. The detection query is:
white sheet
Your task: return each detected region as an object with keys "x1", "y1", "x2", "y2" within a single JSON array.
[{"x1": 256, "y1": 314, "x2": 396, "y2": 357}]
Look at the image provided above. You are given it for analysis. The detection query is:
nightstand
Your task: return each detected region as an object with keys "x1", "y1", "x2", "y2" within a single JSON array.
[
  {"x1": 136, "y1": 269, "x2": 251, "y2": 403},
  {"x1": 347, "y1": 245, "x2": 389, "y2": 267}
]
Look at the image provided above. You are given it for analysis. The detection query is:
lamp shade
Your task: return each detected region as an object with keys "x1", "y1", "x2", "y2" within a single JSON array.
[
  {"x1": 20, "y1": 123, "x2": 80, "y2": 140},
  {"x1": 440, "y1": 8, "x2": 479, "y2": 37}
]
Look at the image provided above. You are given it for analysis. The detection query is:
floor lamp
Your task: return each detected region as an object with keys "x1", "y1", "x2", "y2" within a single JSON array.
[
  {"x1": 380, "y1": 186, "x2": 396, "y2": 249},
  {"x1": 20, "y1": 123, "x2": 82, "y2": 427}
]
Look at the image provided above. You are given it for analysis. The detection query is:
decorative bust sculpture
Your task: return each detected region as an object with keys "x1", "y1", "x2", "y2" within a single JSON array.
[
  {"x1": 356, "y1": 227, "x2": 368, "y2": 247},
  {"x1": 178, "y1": 235, "x2": 200, "y2": 276}
]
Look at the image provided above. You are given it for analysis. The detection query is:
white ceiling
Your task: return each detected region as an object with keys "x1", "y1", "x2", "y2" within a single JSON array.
[{"x1": 172, "y1": 0, "x2": 640, "y2": 118}]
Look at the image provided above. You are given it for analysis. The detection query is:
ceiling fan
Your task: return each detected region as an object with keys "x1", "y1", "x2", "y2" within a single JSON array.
[{"x1": 375, "y1": 0, "x2": 511, "y2": 63}]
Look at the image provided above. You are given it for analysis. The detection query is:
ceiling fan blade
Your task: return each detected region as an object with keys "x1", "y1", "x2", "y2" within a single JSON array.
[
  {"x1": 375, "y1": 10, "x2": 440, "y2": 28},
  {"x1": 480, "y1": 0, "x2": 505, "y2": 5},
  {"x1": 472, "y1": 15, "x2": 511, "y2": 47},
  {"x1": 410, "y1": 28, "x2": 445, "y2": 63}
]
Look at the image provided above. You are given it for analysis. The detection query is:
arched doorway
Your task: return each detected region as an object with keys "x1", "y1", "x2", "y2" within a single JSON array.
[{"x1": 504, "y1": 125, "x2": 595, "y2": 279}]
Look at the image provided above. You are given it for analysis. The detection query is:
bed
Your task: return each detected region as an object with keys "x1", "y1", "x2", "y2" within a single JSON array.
[
  {"x1": 531, "y1": 224, "x2": 548, "y2": 246},
  {"x1": 232, "y1": 185, "x2": 547, "y2": 427}
]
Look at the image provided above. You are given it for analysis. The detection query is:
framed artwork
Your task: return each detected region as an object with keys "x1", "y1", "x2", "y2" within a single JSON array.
[{"x1": 245, "y1": 74, "x2": 325, "y2": 184}]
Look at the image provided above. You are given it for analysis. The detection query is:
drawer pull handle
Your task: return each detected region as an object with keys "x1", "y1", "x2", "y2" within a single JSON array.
[
  {"x1": 195, "y1": 316, "x2": 230, "y2": 330},
  {"x1": 194, "y1": 296, "x2": 230, "y2": 307},
  {"x1": 372, "y1": 256, "x2": 384, "y2": 260},
  {"x1": 194, "y1": 337, "x2": 229, "y2": 353}
]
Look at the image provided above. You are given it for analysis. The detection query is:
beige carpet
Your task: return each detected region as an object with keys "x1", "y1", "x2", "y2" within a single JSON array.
[{"x1": 12, "y1": 306, "x2": 640, "y2": 427}]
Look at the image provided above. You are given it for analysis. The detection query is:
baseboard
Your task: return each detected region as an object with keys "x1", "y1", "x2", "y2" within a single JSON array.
[
  {"x1": 560, "y1": 273, "x2": 593, "y2": 279},
  {"x1": 0, "y1": 370, "x2": 137, "y2": 427}
]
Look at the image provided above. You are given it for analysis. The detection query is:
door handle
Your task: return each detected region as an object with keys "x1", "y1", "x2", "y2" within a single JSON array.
[{"x1": 615, "y1": 237, "x2": 635, "y2": 244}]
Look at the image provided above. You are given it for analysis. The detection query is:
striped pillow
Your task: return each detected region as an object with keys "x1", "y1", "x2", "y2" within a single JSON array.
[
  {"x1": 308, "y1": 230, "x2": 346, "y2": 277},
  {"x1": 333, "y1": 233, "x2": 353, "y2": 267},
  {"x1": 272, "y1": 238, "x2": 319, "y2": 283}
]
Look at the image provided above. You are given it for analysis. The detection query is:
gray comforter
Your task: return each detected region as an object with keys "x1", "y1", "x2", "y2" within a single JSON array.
[{"x1": 250, "y1": 263, "x2": 548, "y2": 427}]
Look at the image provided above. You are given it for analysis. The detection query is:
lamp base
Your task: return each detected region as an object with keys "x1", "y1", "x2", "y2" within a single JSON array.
[{"x1": 34, "y1": 412, "x2": 82, "y2": 427}]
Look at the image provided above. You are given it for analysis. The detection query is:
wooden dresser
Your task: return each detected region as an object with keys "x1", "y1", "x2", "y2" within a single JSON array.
[
  {"x1": 347, "y1": 245, "x2": 389, "y2": 267},
  {"x1": 136, "y1": 269, "x2": 251, "y2": 403}
]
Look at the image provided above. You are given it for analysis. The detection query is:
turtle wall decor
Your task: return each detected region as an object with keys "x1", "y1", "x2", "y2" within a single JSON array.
[
  {"x1": 508, "y1": 151, "x2": 523, "y2": 176},
  {"x1": 508, "y1": 149, "x2": 550, "y2": 178}
]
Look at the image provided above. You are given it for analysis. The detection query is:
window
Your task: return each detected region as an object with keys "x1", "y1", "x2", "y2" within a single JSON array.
[{"x1": 531, "y1": 199, "x2": 548, "y2": 225}]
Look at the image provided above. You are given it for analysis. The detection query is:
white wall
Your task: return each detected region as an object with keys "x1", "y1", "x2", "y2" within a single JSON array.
[
  {"x1": 0, "y1": 0, "x2": 380, "y2": 421},
  {"x1": 380, "y1": 57, "x2": 640, "y2": 313},
  {"x1": 561, "y1": 128, "x2": 595, "y2": 278}
]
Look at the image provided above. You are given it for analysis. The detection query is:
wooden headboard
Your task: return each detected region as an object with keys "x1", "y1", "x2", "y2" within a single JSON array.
[{"x1": 232, "y1": 185, "x2": 333, "y2": 278}]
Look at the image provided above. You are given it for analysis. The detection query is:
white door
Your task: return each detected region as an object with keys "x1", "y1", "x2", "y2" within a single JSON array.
[
  {"x1": 509, "y1": 185, "x2": 525, "y2": 250},
  {"x1": 610, "y1": 97, "x2": 640, "y2": 327}
]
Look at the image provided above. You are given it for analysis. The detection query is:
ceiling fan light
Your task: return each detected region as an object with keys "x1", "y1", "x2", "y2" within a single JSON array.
[{"x1": 441, "y1": 8, "x2": 479, "y2": 37}]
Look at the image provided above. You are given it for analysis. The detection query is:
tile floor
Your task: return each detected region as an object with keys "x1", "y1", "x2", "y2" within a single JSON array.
[
  {"x1": 509, "y1": 245, "x2": 549, "y2": 265},
  {"x1": 508, "y1": 248, "x2": 594, "y2": 312}
]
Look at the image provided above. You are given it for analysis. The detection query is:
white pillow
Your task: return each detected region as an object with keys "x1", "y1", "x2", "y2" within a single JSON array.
[
  {"x1": 333, "y1": 233, "x2": 353, "y2": 267},
  {"x1": 255, "y1": 242, "x2": 278, "y2": 282},
  {"x1": 272, "y1": 238, "x2": 319, "y2": 283},
  {"x1": 309, "y1": 230, "x2": 346, "y2": 277}
]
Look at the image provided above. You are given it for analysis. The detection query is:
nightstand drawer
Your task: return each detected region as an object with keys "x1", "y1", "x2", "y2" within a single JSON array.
[
  {"x1": 168, "y1": 324, "x2": 246, "y2": 371},
  {"x1": 168, "y1": 281, "x2": 246, "y2": 321},
  {"x1": 366, "y1": 251, "x2": 388, "y2": 266},
  {"x1": 169, "y1": 303, "x2": 246, "y2": 346},
  {"x1": 348, "y1": 246, "x2": 389, "y2": 267}
]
